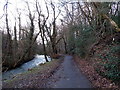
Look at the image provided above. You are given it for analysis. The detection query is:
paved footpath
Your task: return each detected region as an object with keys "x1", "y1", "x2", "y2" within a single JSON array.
[{"x1": 48, "y1": 55, "x2": 92, "y2": 88}]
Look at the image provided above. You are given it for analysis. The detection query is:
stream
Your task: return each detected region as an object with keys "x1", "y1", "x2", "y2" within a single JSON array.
[{"x1": 2, "y1": 54, "x2": 51, "y2": 81}]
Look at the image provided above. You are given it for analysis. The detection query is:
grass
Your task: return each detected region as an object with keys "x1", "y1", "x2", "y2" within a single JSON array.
[{"x1": 2, "y1": 58, "x2": 63, "y2": 88}]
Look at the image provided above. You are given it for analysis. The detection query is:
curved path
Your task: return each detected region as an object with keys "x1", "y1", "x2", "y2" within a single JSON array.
[{"x1": 48, "y1": 55, "x2": 92, "y2": 88}]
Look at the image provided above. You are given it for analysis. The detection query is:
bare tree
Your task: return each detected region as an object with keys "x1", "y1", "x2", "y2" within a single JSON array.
[
  {"x1": 13, "y1": 17, "x2": 18, "y2": 63},
  {"x1": 36, "y1": 0, "x2": 49, "y2": 62},
  {"x1": 4, "y1": 0, "x2": 12, "y2": 59},
  {"x1": 26, "y1": 2, "x2": 35, "y2": 58},
  {"x1": 13, "y1": 2, "x2": 38, "y2": 67},
  {"x1": 49, "y1": 1, "x2": 61, "y2": 54}
]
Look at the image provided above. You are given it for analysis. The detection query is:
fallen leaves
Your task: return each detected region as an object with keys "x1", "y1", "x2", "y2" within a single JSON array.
[
  {"x1": 2, "y1": 59, "x2": 63, "y2": 88},
  {"x1": 74, "y1": 56, "x2": 119, "y2": 89}
]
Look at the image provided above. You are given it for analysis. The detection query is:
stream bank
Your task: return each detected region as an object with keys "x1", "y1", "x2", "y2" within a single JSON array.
[
  {"x1": 2, "y1": 58, "x2": 63, "y2": 88},
  {"x1": 2, "y1": 55, "x2": 51, "y2": 81}
]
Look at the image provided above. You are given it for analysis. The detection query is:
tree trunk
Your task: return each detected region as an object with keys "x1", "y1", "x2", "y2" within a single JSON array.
[
  {"x1": 5, "y1": 2, "x2": 12, "y2": 59},
  {"x1": 63, "y1": 37, "x2": 67, "y2": 54},
  {"x1": 42, "y1": 37, "x2": 49, "y2": 62},
  {"x1": 13, "y1": 21, "x2": 18, "y2": 64}
]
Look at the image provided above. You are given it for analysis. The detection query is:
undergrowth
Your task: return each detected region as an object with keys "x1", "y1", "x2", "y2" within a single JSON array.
[{"x1": 96, "y1": 43, "x2": 120, "y2": 84}]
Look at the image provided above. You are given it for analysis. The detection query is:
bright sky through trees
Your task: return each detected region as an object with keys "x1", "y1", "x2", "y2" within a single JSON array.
[{"x1": 0, "y1": 0, "x2": 61, "y2": 32}]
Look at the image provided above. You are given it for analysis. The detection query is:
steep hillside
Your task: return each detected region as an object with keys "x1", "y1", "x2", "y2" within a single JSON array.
[{"x1": 74, "y1": 33, "x2": 120, "y2": 88}]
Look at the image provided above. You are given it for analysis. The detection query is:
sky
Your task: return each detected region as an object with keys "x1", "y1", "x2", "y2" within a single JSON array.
[
  {"x1": 0, "y1": 0, "x2": 118, "y2": 30},
  {"x1": 0, "y1": 0, "x2": 119, "y2": 35},
  {"x1": 0, "y1": 0, "x2": 62, "y2": 31},
  {"x1": 0, "y1": 0, "x2": 66, "y2": 43}
]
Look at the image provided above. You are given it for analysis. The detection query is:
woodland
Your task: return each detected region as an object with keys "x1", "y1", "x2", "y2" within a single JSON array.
[{"x1": 1, "y1": 0, "x2": 120, "y2": 88}]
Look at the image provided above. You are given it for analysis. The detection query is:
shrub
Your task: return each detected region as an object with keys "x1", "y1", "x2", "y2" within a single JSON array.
[{"x1": 97, "y1": 45, "x2": 120, "y2": 82}]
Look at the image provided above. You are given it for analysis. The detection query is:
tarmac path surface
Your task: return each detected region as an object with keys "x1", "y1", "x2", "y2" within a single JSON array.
[{"x1": 48, "y1": 55, "x2": 92, "y2": 88}]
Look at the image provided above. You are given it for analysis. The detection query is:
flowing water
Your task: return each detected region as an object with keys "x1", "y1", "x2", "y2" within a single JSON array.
[{"x1": 2, "y1": 54, "x2": 51, "y2": 81}]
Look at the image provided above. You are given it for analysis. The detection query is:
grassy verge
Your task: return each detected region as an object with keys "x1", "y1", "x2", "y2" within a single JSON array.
[{"x1": 2, "y1": 58, "x2": 63, "y2": 88}]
